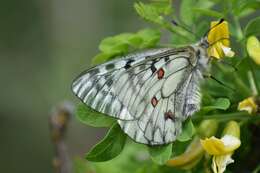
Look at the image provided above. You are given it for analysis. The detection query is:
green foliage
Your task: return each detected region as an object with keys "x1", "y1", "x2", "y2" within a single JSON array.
[
  {"x1": 202, "y1": 97, "x2": 231, "y2": 112},
  {"x1": 148, "y1": 144, "x2": 172, "y2": 165},
  {"x1": 180, "y1": 0, "x2": 195, "y2": 25},
  {"x1": 74, "y1": 0, "x2": 260, "y2": 172},
  {"x1": 85, "y1": 124, "x2": 126, "y2": 162},
  {"x1": 192, "y1": 8, "x2": 224, "y2": 18},
  {"x1": 134, "y1": 1, "x2": 172, "y2": 25},
  {"x1": 92, "y1": 28, "x2": 161, "y2": 65},
  {"x1": 77, "y1": 104, "x2": 115, "y2": 127},
  {"x1": 244, "y1": 16, "x2": 260, "y2": 37},
  {"x1": 177, "y1": 119, "x2": 196, "y2": 142}
]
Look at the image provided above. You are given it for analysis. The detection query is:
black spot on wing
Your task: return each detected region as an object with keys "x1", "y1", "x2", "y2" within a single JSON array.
[
  {"x1": 151, "y1": 60, "x2": 157, "y2": 73},
  {"x1": 145, "y1": 55, "x2": 151, "y2": 59},
  {"x1": 164, "y1": 57, "x2": 170, "y2": 62},
  {"x1": 124, "y1": 59, "x2": 135, "y2": 69},
  {"x1": 88, "y1": 68, "x2": 100, "y2": 75},
  {"x1": 105, "y1": 63, "x2": 115, "y2": 70}
]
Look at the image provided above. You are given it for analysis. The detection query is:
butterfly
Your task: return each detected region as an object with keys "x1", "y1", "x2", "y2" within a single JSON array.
[{"x1": 72, "y1": 21, "x2": 225, "y2": 145}]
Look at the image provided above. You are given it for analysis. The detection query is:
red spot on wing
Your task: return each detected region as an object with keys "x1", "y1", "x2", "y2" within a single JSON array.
[
  {"x1": 151, "y1": 96, "x2": 158, "y2": 107},
  {"x1": 164, "y1": 110, "x2": 175, "y2": 120},
  {"x1": 157, "y1": 68, "x2": 165, "y2": 79}
]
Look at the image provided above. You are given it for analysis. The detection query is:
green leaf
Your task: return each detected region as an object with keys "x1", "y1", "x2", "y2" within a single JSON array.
[
  {"x1": 137, "y1": 28, "x2": 161, "y2": 48},
  {"x1": 91, "y1": 28, "x2": 161, "y2": 65},
  {"x1": 85, "y1": 123, "x2": 126, "y2": 162},
  {"x1": 91, "y1": 52, "x2": 119, "y2": 65},
  {"x1": 195, "y1": 0, "x2": 215, "y2": 9},
  {"x1": 134, "y1": 2, "x2": 163, "y2": 25},
  {"x1": 148, "y1": 144, "x2": 172, "y2": 165},
  {"x1": 234, "y1": 1, "x2": 260, "y2": 18},
  {"x1": 99, "y1": 34, "x2": 130, "y2": 53},
  {"x1": 91, "y1": 142, "x2": 149, "y2": 173},
  {"x1": 77, "y1": 104, "x2": 116, "y2": 127},
  {"x1": 149, "y1": 1, "x2": 173, "y2": 15},
  {"x1": 245, "y1": 16, "x2": 260, "y2": 37},
  {"x1": 192, "y1": 8, "x2": 223, "y2": 18},
  {"x1": 202, "y1": 98, "x2": 231, "y2": 112},
  {"x1": 177, "y1": 119, "x2": 195, "y2": 142},
  {"x1": 180, "y1": 0, "x2": 194, "y2": 25},
  {"x1": 134, "y1": 2, "x2": 171, "y2": 25}
]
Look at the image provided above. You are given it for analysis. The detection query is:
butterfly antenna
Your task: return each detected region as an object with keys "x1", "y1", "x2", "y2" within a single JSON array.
[
  {"x1": 203, "y1": 18, "x2": 225, "y2": 38},
  {"x1": 204, "y1": 74, "x2": 236, "y2": 92},
  {"x1": 171, "y1": 20, "x2": 200, "y2": 39}
]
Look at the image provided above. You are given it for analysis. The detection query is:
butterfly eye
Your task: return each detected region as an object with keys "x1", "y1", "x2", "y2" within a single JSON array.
[{"x1": 200, "y1": 38, "x2": 209, "y2": 48}]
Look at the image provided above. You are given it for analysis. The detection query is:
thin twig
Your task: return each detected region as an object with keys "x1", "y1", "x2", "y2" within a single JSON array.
[
  {"x1": 192, "y1": 112, "x2": 260, "y2": 121},
  {"x1": 49, "y1": 101, "x2": 74, "y2": 173}
]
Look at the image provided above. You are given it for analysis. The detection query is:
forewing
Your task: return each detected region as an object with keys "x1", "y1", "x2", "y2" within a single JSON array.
[{"x1": 72, "y1": 48, "x2": 171, "y2": 120}]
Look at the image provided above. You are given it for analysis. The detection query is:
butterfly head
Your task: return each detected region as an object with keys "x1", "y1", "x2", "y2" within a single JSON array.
[
  {"x1": 190, "y1": 38, "x2": 211, "y2": 71},
  {"x1": 198, "y1": 37, "x2": 210, "y2": 49}
]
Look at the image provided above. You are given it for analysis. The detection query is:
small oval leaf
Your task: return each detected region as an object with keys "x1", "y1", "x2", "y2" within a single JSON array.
[
  {"x1": 77, "y1": 104, "x2": 116, "y2": 127},
  {"x1": 202, "y1": 98, "x2": 231, "y2": 112},
  {"x1": 245, "y1": 16, "x2": 260, "y2": 37},
  {"x1": 85, "y1": 123, "x2": 126, "y2": 162},
  {"x1": 177, "y1": 119, "x2": 195, "y2": 142},
  {"x1": 148, "y1": 144, "x2": 172, "y2": 165}
]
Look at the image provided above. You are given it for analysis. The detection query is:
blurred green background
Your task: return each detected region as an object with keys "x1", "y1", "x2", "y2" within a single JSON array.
[{"x1": 0, "y1": 0, "x2": 145, "y2": 172}]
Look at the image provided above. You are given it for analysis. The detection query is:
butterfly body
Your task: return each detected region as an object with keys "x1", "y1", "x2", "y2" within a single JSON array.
[{"x1": 72, "y1": 40, "x2": 210, "y2": 145}]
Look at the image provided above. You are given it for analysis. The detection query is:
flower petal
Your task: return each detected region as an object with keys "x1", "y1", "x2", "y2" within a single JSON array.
[
  {"x1": 221, "y1": 135, "x2": 241, "y2": 151},
  {"x1": 222, "y1": 45, "x2": 235, "y2": 57},
  {"x1": 208, "y1": 21, "x2": 230, "y2": 47},
  {"x1": 212, "y1": 154, "x2": 234, "y2": 173},
  {"x1": 238, "y1": 96, "x2": 258, "y2": 114},
  {"x1": 200, "y1": 137, "x2": 226, "y2": 155},
  {"x1": 200, "y1": 135, "x2": 240, "y2": 155},
  {"x1": 207, "y1": 21, "x2": 234, "y2": 59}
]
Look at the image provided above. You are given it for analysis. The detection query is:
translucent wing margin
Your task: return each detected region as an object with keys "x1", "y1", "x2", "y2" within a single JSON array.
[{"x1": 72, "y1": 47, "x2": 202, "y2": 145}]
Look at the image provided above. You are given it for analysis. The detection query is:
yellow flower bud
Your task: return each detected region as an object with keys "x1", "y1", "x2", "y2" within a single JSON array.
[
  {"x1": 222, "y1": 121, "x2": 240, "y2": 138},
  {"x1": 247, "y1": 36, "x2": 260, "y2": 65},
  {"x1": 166, "y1": 137, "x2": 204, "y2": 169},
  {"x1": 197, "y1": 119, "x2": 219, "y2": 138}
]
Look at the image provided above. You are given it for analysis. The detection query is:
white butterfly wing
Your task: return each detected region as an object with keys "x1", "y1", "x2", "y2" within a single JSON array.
[
  {"x1": 72, "y1": 48, "x2": 171, "y2": 120},
  {"x1": 72, "y1": 47, "x2": 202, "y2": 145}
]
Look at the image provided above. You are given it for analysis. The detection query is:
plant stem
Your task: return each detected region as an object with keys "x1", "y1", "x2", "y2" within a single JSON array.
[
  {"x1": 192, "y1": 112, "x2": 260, "y2": 121},
  {"x1": 248, "y1": 60, "x2": 260, "y2": 95},
  {"x1": 163, "y1": 23, "x2": 191, "y2": 41},
  {"x1": 49, "y1": 102, "x2": 74, "y2": 173}
]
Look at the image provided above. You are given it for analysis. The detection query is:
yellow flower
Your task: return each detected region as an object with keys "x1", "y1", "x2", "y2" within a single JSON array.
[
  {"x1": 200, "y1": 121, "x2": 240, "y2": 173},
  {"x1": 238, "y1": 96, "x2": 258, "y2": 114},
  {"x1": 166, "y1": 120, "x2": 219, "y2": 169},
  {"x1": 201, "y1": 135, "x2": 240, "y2": 155},
  {"x1": 247, "y1": 36, "x2": 260, "y2": 65},
  {"x1": 166, "y1": 137, "x2": 204, "y2": 169},
  {"x1": 207, "y1": 21, "x2": 235, "y2": 59},
  {"x1": 212, "y1": 154, "x2": 234, "y2": 173}
]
